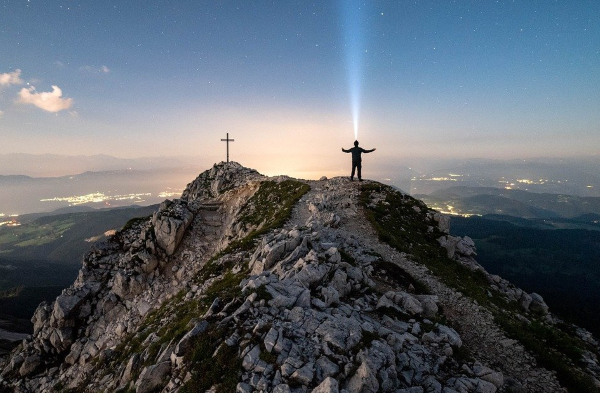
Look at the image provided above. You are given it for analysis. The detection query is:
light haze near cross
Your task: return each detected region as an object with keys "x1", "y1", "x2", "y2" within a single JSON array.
[{"x1": 1, "y1": 1, "x2": 599, "y2": 178}]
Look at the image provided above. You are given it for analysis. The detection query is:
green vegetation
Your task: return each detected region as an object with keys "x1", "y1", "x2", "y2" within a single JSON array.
[
  {"x1": 233, "y1": 180, "x2": 310, "y2": 251},
  {"x1": 179, "y1": 180, "x2": 310, "y2": 391},
  {"x1": 180, "y1": 325, "x2": 241, "y2": 393},
  {"x1": 371, "y1": 258, "x2": 430, "y2": 295},
  {"x1": 239, "y1": 180, "x2": 309, "y2": 228},
  {"x1": 0, "y1": 205, "x2": 159, "y2": 353},
  {"x1": 0, "y1": 219, "x2": 75, "y2": 249},
  {"x1": 107, "y1": 264, "x2": 248, "y2": 389},
  {"x1": 339, "y1": 248, "x2": 358, "y2": 266},
  {"x1": 259, "y1": 346, "x2": 278, "y2": 364},
  {"x1": 360, "y1": 182, "x2": 600, "y2": 393},
  {"x1": 356, "y1": 330, "x2": 381, "y2": 352},
  {"x1": 0, "y1": 205, "x2": 157, "y2": 264}
]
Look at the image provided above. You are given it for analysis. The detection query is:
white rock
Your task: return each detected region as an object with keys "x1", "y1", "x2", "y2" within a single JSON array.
[
  {"x1": 264, "y1": 327, "x2": 279, "y2": 353},
  {"x1": 242, "y1": 345, "x2": 261, "y2": 371},
  {"x1": 135, "y1": 361, "x2": 171, "y2": 393},
  {"x1": 311, "y1": 376, "x2": 339, "y2": 393}
]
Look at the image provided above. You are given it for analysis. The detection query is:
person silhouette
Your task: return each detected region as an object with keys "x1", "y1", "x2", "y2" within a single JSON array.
[{"x1": 341, "y1": 140, "x2": 376, "y2": 181}]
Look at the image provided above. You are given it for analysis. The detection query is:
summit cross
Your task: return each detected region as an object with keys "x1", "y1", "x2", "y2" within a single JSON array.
[{"x1": 220, "y1": 133, "x2": 234, "y2": 163}]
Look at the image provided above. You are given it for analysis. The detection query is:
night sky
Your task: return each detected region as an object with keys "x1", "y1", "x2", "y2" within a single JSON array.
[{"x1": 1, "y1": 1, "x2": 599, "y2": 177}]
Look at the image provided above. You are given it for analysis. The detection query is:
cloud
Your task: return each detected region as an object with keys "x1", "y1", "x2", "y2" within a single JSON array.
[
  {"x1": 0, "y1": 69, "x2": 23, "y2": 86},
  {"x1": 0, "y1": 110, "x2": 4, "y2": 118},
  {"x1": 18, "y1": 85, "x2": 73, "y2": 112},
  {"x1": 80, "y1": 65, "x2": 110, "y2": 74}
]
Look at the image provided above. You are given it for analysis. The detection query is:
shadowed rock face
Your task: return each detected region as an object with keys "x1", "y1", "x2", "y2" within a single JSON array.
[
  {"x1": 152, "y1": 200, "x2": 194, "y2": 256},
  {"x1": 1, "y1": 162, "x2": 598, "y2": 393}
]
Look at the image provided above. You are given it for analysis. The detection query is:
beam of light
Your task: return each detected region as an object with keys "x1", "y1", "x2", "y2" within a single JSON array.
[{"x1": 341, "y1": 1, "x2": 365, "y2": 140}]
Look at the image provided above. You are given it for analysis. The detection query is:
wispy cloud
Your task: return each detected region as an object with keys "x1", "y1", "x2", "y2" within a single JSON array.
[
  {"x1": 18, "y1": 85, "x2": 74, "y2": 112},
  {"x1": 0, "y1": 69, "x2": 23, "y2": 86},
  {"x1": 80, "y1": 65, "x2": 110, "y2": 74},
  {"x1": 0, "y1": 110, "x2": 4, "y2": 118}
]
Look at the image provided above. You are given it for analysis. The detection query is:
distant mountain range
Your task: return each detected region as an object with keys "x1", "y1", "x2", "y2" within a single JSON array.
[
  {"x1": 0, "y1": 153, "x2": 209, "y2": 177},
  {"x1": 407, "y1": 156, "x2": 600, "y2": 197},
  {"x1": 419, "y1": 186, "x2": 600, "y2": 219},
  {"x1": 0, "y1": 167, "x2": 203, "y2": 215}
]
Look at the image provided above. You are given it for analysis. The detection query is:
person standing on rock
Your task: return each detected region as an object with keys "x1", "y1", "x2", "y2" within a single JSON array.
[{"x1": 342, "y1": 140, "x2": 376, "y2": 181}]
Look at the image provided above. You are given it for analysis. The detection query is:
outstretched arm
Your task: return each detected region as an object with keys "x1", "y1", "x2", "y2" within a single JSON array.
[
  {"x1": 342, "y1": 148, "x2": 350, "y2": 153},
  {"x1": 364, "y1": 148, "x2": 376, "y2": 153}
]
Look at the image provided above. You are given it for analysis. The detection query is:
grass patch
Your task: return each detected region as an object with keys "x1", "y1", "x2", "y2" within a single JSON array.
[
  {"x1": 205, "y1": 270, "x2": 247, "y2": 304},
  {"x1": 253, "y1": 284, "x2": 273, "y2": 302},
  {"x1": 371, "y1": 259, "x2": 430, "y2": 295},
  {"x1": 180, "y1": 325, "x2": 241, "y2": 393},
  {"x1": 339, "y1": 248, "x2": 358, "y2": 266},
  {"x1": 357, "y1": 330, "x2": 381, "y2": 352},
  {"x1": 259, "y1": 347, "x2": 278, "y2": 364},
  {"x1": 227, "y1": 180, "x2": 310, "y2": 252},
  {"x1": 238, "y1": 180, "x2": 310, "y2": 228},
  {"x1": 179, "y1": 180, "x2": 310, "y2": 390}
]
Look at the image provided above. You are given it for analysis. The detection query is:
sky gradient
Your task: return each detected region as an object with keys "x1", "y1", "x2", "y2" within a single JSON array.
[{"x1": 1, "y1": 0, "x2": 599, "y2": 177}]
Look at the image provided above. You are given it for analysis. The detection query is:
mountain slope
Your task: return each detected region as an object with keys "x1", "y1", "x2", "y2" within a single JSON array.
[{"x1": 1, "y1": 163, "x2": 599, "y2": 393}]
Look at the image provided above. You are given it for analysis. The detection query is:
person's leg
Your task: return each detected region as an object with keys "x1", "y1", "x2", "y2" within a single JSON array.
[
  {"x1": 357, "y1": 162, "x2": 362, "y2": 181},
  {"x1": 351, "y1": 162, "x2": 356, "y2": 180}
]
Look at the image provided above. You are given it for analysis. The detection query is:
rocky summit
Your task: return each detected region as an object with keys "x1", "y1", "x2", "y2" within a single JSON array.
[{"x1": 1, "y1": 162, "x2": 600, "y2": 393}]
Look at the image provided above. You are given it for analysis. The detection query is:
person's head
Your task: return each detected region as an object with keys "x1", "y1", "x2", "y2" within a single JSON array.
[{"x1": 354, "y1": 140, "x2": 359, "y2": 147}]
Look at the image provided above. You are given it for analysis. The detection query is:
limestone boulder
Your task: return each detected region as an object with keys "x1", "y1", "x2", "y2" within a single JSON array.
[
  {"x1": 19, "y1": 354, "x2": 41, "y2": 377},
  {"x1": 311, "y1": 376, "x2": 339, "y2": 393},
  {"x1": 529, "y1": 293, "x2": 549, "y2": 315},
  {"x1": 135, "y1": 361, "x2": 171, "y2": 393},
  {"x1": 53, "y1": 293, "x2": 86, "y2": 321},
  {"x1": 152, "y1": 200, "x2": 194, "y2": 256},
  {"x1": 377, "y1": 291, "x2": 423, "y2": 316}
]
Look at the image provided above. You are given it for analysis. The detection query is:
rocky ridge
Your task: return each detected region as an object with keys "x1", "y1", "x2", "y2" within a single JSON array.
[{"x1": 1, "y1": 162, "x2": 599, "y2": 393}]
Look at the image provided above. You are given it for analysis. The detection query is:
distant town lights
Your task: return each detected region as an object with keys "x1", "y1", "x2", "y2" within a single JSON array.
[{"x1": 40, "y1": 192, "x2": 151, "y2": 205}]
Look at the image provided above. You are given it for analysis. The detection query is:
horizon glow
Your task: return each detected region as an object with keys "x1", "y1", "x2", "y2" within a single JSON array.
[{"x1": 342, "y1": 1, "x2": 365, "y2": 140}]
